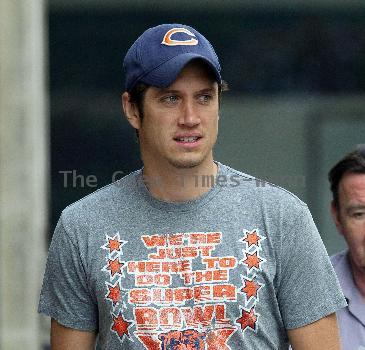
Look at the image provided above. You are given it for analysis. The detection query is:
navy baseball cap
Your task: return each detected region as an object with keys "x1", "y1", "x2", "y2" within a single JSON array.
[{"x1": 123, "y1": 23, "x2": 221, "y2": 91}]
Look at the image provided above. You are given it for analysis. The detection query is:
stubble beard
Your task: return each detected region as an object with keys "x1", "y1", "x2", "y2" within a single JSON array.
[
  {"x1": 166, "y1": 144, "x2": 215, "y2": 170},
  {"x1": 167, "y1": 157, "x2": 205, "y2": 169},
  {"x1": 167, "y1": 141, "x2": 217, "y2": 170}
]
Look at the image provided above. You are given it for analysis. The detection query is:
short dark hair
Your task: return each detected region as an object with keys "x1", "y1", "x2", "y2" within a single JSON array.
[
  {"x1": 328, "y1": 147, "x2": 365, "y2": 208},
  {"x1": 128, "y1": 82, "x2": 149, "y2": 120}
]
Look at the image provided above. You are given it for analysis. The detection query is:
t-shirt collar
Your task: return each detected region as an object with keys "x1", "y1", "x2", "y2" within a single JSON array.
[{"x1": 335, "y1": 251, "x2": 365, "y2": 326}]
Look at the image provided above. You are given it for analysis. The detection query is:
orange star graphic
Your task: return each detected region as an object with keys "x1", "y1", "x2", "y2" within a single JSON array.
[
  {"x1": 242, "y1": 252, "x2": 263, "y2": 270},
  {"x1": 236, "y1": 308, "x2": 258, "y2": 331},
  {"x1": 206, "y1": 328, "x2": 236, "y2": 350},
  {"x1": 243, "y1": 230, "x2": 261, "y2": 247},
  {"x1": 241, "y1": 278, "x2": 261, "y2": 299},
  {"x1": 106, "y1": 284, "x2": 121, "y2": 305},
  {"x1": 108, "y1": 238, "x2": 121, "y2": 253},
  {"x1": 107, "y1": 258, "x2": 124, "y2": 276},
  {"x1": 112, "y1": 313, "x2": 131, "y2": 339}
]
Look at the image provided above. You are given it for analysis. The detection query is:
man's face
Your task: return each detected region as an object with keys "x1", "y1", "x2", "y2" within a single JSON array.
[
  {"x1": 132, "y1": 61, "x2": 219, "y2": 171},
  {"x1": 332, "y1": 172, "x2": 365, "y2": 272}
]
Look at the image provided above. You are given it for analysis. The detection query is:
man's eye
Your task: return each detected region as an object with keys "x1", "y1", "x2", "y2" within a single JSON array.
[
  {"x1": 162, "y1": 95, "x2": 179, "y2": 104},
  {"x1": 352, "y1": 212, "x2": 365, "y2": 219},
  {"x1": 198, "y1": 94, "x2": 212, "y2": 103}
]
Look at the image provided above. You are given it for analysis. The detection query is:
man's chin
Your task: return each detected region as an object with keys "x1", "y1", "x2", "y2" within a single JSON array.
[
  {"x1": 169, "y1": 160, "x2": 201, "y2": 169},
  {"x1": 167, "y1": 156, "x2": 206, "y2": 169}
]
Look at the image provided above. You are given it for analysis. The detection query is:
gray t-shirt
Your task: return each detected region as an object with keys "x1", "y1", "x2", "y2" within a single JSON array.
[{"x1": 39, "y1": 163, "x2": 346, "y2": 349}]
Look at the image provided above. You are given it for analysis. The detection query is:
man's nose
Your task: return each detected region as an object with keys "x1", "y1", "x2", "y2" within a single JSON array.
[{"x1": 178, "y1": 99, "x2": 201, "y2": 127}]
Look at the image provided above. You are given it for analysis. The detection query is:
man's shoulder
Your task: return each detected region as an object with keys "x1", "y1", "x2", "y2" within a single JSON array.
[
  {"x1": 220, "y1": 163, "x2": 307, "y2": 209},
  {"x1": 61, "y1": 169, "x2": 141, "y2": 220}
]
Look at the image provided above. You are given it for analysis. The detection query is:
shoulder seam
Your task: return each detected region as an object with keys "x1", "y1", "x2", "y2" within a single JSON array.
[{"x1": 59, "y1": 213, "x2": 78, "y2": 249}]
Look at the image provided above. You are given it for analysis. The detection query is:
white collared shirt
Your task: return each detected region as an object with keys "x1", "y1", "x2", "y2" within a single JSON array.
[{"x1": 331, "y1": 250, "x2": 365, "y2": 350}]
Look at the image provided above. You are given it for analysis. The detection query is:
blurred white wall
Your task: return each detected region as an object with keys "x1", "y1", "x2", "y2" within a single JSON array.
[{"x1": 0, "y1": 0, "x2": 48, "y2": 349}]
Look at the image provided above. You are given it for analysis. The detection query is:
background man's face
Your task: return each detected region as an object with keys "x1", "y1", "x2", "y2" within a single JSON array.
[
  {"x1": 136, "y1": 60, "x2": 219, "y2": 171},
  {"x1": 332, "y1": 172, "x2": 365, "y2": 272}
]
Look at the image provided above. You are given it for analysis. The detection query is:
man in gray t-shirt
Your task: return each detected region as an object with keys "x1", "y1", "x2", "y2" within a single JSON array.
[{"x1": 39, "y1": 23, "x2": 346, "y2": 349}]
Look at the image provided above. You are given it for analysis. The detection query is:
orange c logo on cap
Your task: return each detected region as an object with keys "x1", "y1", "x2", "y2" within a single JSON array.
[{"x1": 161, "y1": 28, "x2": 198, "y2": 46}]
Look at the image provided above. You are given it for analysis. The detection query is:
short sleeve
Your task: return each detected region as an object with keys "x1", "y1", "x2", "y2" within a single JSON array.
[
  {"x1": 276, "y1": 204, "x2": 347, "y2": 329},
  {"x1": 38, "y1": 215, "x2": 98, "y2": 331}
]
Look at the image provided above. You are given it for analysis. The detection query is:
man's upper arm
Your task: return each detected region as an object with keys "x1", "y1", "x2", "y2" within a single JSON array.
[
  {"x1": 288, "y1": 313, "x2": 341, "y2": 350},
  {"x1": 39, "y1": 217, "x2": 98, "y2": 342},
  {"x1": 51, "y1": 318, "x2": 97, "y2": 350}
]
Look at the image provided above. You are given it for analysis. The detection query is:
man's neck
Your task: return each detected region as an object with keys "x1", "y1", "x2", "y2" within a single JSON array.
[
  {"x1": 142, "y1": 160, "x2": 218, "y2": 203},
  {"x1": 349, "y1": 257, "x2": 365, "y2": 302}
]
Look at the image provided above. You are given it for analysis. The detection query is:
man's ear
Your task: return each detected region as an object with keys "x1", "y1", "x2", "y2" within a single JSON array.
[
  {"x1": 330, "y1": 200, "x2": 344, "y2": 236},
  {"x1": 121, "y1": 92, "x2": 141, "y2": 130}
]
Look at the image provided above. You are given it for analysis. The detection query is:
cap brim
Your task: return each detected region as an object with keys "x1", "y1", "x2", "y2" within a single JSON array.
[{"x1": 140, "y1": 53, "x2": 221, "y2": 88}]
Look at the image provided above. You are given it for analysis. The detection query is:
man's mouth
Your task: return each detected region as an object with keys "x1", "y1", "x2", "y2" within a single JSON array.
[{"x1": 175, "y1": 136, "x2": 200, "y2": 143}]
